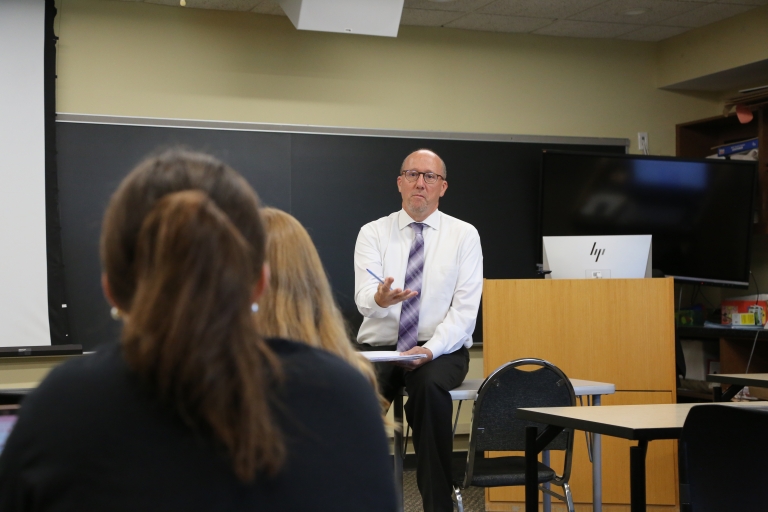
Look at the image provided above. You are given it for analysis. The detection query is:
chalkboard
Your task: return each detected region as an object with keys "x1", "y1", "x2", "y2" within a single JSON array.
[{"x1": 56, "y1": 117, "x2": 626, "y2": 350}]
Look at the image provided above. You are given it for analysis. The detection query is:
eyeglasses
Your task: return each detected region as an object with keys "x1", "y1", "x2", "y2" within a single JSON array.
[{"x1": 400, "y1": 170, "x2": 445, "y2": 185}]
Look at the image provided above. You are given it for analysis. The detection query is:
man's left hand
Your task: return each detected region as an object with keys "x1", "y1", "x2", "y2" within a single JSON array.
[{"x1": 396, "y1": 346, "x2": 433, "y2": 370}]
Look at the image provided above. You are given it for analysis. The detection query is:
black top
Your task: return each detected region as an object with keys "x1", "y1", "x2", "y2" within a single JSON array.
[{"x1": 0, "y1": 339, "x2": 395, "y2": 512}]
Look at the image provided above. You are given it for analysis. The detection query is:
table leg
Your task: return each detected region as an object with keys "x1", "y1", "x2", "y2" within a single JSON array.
[
  {"x1": 541, "y1": 450, "x2": 551, "y2": 512},
  {"x1": 629, "y1": 440, "x2": 648, "y2": 512},
  {"x1": 593, "y1": 395, "x2": 603, "y2": 512},
  {"x1": 525, "y1": 426, "x2": 539, "y2": 512},
  {"x1": 525, "y1": 425, "x2": 565, "y2": 512},
  {"x1": 718, "y1": 384, "x2": 743, "y2": 402},
  {"x1": 394, "y1": 394, "x2": 404, "y2": 512}
]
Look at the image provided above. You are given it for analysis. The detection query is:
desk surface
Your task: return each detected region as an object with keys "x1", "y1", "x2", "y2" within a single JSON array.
[
  {"x1": 445, "y1": 378, "x2": 615, "y2": 401},
  {"x1": 517, "y1": 402, "x2": 768, "y2": 441},
  {"x1": 707, "y1": 373, "x2": 768, "y2": 387},
  {"x1": 570, "y1": 378, "x2": 615, "y2": 396}
]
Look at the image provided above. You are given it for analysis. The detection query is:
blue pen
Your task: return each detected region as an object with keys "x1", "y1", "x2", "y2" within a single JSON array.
[{"x1": 366, "y1": 269, "x2": 390, "y2": 290}]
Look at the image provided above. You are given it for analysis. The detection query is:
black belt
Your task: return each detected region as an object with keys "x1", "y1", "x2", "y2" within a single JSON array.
[{"x1": 359, "y1": 341, "x2": 427, "y2": 350}]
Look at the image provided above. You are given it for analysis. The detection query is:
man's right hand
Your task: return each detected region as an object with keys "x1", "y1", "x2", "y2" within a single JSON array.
[{"x1": 374, "y1": 276, "x2": 419, "y2": 308}]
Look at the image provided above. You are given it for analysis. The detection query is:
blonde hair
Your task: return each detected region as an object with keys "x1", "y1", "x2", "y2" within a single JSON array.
[{"x1": 255, "y1": 207, "x2": 385, "y2": 411}]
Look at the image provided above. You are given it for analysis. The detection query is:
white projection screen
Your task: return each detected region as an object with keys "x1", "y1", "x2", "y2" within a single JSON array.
[{"x1": 0, "y1": 0, "x2": 51, "y2": 347}]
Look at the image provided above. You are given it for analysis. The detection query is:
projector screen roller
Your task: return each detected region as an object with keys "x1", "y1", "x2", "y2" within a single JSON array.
[{"x1": 0, "y1": 0, "x2": 51, "y2": 347}]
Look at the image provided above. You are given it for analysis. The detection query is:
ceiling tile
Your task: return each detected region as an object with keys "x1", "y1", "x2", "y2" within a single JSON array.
[
  {"x1": 250, "y1": 0, "x2": 285, "y2": 15},
  {"x1": 479, "y1": 0, "x2": 609, "y2": 19},
  {"x1": 115, "y1": 0, "x2": 766, "y2": 40},
  {"x1": 445, "y1": 13, "x2": 553, "y2": 32},
  {"x1": 403, "y1": 0, "x2": 497, "y2": 12},
  {"x1": 145, "y1": 0, "x2": 262, "y2": 10},
  {"x1": 659, "y1": 2, "x2": 753, "y2": 26},
  {"x1": 401, "y1": 8, "x2": 466, "y2": 26},
  {"x1": 533, "y1": 19, "x2": 642, "y2": 37},
  {"x1": 570, "y1": 0, "x2": 706, "y2": 24},
  {"x1": 619, "y1": 24, "x2": 691, "y2": 40}
]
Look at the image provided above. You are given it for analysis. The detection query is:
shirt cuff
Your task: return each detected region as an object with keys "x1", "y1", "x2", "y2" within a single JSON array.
[
  {"x1": 422, "y1": 340, "x2": 445, "y2": 360},
  {"x1": 365, "y1": 293, "x2": 389, "y2": 317}
]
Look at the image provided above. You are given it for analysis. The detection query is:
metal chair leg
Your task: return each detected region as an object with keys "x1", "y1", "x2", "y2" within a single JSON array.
[
  {"x1": 453, "y1": 400, "x2": 463, "y2": 438},
  {"x1": 453, "y1": 486, "x2": 464, "y2": 512},
  {"x1": 541, "y1": 450, "x2": 551, "y2": 512},
  {"x1": 402, "y1": 425, "x2": 409, "y2": 459},
  {"x1": 563, "y1": 482, "x2": 575, "y2": 512}
]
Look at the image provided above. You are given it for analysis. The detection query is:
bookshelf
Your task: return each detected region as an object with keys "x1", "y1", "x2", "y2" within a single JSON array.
[{"x1": 676, "y1": 326, "x2": 768, "y2": 400}]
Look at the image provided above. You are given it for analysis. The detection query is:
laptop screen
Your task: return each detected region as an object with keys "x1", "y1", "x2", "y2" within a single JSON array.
[{"x1": 0, "y1": 414, "x2": 19, "y2": 454}]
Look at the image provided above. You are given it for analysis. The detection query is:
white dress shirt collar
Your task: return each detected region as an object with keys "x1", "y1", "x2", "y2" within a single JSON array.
[{"x1": 397, "y1": 209, "x2": 441, "y2": 232}]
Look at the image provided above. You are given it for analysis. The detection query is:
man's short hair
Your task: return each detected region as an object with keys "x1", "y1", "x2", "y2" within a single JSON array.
[{"x1": 401, "y1": 149, "x2": 447, "y2": 180}]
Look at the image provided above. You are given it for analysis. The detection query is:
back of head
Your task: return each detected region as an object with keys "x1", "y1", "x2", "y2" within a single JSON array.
[
  {"x1": 102, "y1": 149, "x2": 265, "y2": 307},
  {"x1": 100, "y1": 149, "x2": 283, "y2": 481},
  {"x1": 256, "y1": 208, "x2": 385, "y2": 411},
  {"x1": 256, "y1": 207, "x2": 348, "y2": 350}
]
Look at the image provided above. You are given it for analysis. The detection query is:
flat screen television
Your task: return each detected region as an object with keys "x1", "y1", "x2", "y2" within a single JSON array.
[{"x1": 539, "y1": 151, "x2": 758, "y2": 288}]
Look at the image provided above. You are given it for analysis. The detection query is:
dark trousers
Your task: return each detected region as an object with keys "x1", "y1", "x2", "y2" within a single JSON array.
[{"x1": 361, "y1": 344, "x2": 470, "y2": 512}]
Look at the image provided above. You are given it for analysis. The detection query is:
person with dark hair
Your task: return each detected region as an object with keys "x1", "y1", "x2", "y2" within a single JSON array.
[
  {"x1": 0, "y1": 149, "x2": 395, "y2": 512},
  {"x1": 354, "y1": 149, "x2": 483, "y2": 512}
]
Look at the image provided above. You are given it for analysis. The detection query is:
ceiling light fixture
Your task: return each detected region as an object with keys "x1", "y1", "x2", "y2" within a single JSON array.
[{"x1": 624, "y1": 8, "x2": 647, "y2": 15}]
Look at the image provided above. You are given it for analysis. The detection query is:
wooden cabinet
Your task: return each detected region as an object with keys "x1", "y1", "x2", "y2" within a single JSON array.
[
  {"x1": 482, "y1": 278, "x2": 678, "y2": 511},
  {"x1": 676, "y1": 109, "x2": 768, "y2": 231}
]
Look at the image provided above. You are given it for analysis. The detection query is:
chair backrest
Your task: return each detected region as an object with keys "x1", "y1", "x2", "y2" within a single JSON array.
[
  {"x1": 469, "y1": 358, "x2": 576, "y2": 453},
  {"x1": 681, "y1": 404, "x2": 768, "y2": 511}
]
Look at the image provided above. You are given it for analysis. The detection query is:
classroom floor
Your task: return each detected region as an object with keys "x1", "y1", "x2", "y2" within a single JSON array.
[{"x1": 403, "y1": 470, "x2": 485, "y2": 512}]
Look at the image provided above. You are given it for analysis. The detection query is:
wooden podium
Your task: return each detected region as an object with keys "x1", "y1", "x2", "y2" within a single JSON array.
[{"x1": 482, "y1": 278, "x2": 678, "y2": 511}]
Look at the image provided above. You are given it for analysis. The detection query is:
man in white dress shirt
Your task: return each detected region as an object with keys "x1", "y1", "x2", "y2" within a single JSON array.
[{"x1": 354, "y1": 149, "x2": 483, "y2": 512}]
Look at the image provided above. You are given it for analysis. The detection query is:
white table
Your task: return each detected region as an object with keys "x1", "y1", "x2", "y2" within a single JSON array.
[
  {"x1": 707, "y1": 373, "x2": 768, "y2": 401},
  {"x1": 518, "y1": 401, "x2": 768, "y2": 512},
  {"x1": 392, "y1": 377, "x2": 616, "y2": 512}
]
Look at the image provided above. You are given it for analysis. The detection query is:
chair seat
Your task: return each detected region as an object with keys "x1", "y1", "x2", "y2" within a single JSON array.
[{"x1": 452, "y1": 456, "x2": 556, "y2": 488}]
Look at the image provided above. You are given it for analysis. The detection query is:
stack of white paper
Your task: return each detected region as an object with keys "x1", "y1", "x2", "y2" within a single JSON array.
[{"x1": 361, "y1": 351, "x2": 428, "y2": 363}]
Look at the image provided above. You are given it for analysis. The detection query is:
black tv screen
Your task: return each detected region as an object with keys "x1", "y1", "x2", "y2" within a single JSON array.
[{"x1": 539, "y1": 151, "x2": 758, "y2": 288}]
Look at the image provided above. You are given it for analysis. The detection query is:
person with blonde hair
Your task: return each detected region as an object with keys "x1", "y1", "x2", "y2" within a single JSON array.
[
  {"x1": 256, "y1": 207, "x2": 383, "y2": 402},
  {"x1": 0, "y1": 149, "x2": 395, "y2": 512}
]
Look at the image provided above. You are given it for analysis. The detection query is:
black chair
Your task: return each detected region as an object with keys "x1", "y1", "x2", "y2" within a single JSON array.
[
  {"x1": 452, "y1": 358, "x2": 576, "y2": 512},
  {"x1": 680, "y1": 404, "x2": 768, "y2": 511}
]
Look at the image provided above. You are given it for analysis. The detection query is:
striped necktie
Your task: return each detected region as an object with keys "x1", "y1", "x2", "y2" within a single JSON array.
[{"x1": 397, "y1": 223, "x2": 425, "y2": 352}]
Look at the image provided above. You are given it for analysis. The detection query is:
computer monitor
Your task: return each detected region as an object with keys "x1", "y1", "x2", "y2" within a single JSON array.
[{"x1": 543, "y1": 235, "x2": 652, "y2": 279}]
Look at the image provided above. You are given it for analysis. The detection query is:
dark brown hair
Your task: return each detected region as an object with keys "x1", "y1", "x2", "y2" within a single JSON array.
[{"x1": 100, "y1": 149, "x2": 283, "y2": 481}]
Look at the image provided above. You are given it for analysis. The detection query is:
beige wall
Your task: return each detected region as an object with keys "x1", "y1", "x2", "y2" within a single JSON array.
[
  {"x1": 0, "y1": 355, "x2": 79, "y2": 390},
  {"x1": 658, "y1": 5, "x2": 768, "y2": 89},
  {"x1": 56, "y1": 0, "x2": 722, "y2": 156}
]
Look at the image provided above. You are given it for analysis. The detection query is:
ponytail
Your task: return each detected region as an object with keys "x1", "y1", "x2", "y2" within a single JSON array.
[{"x1": 121, "y1": 190, "x2": 284, "y2": 481}]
